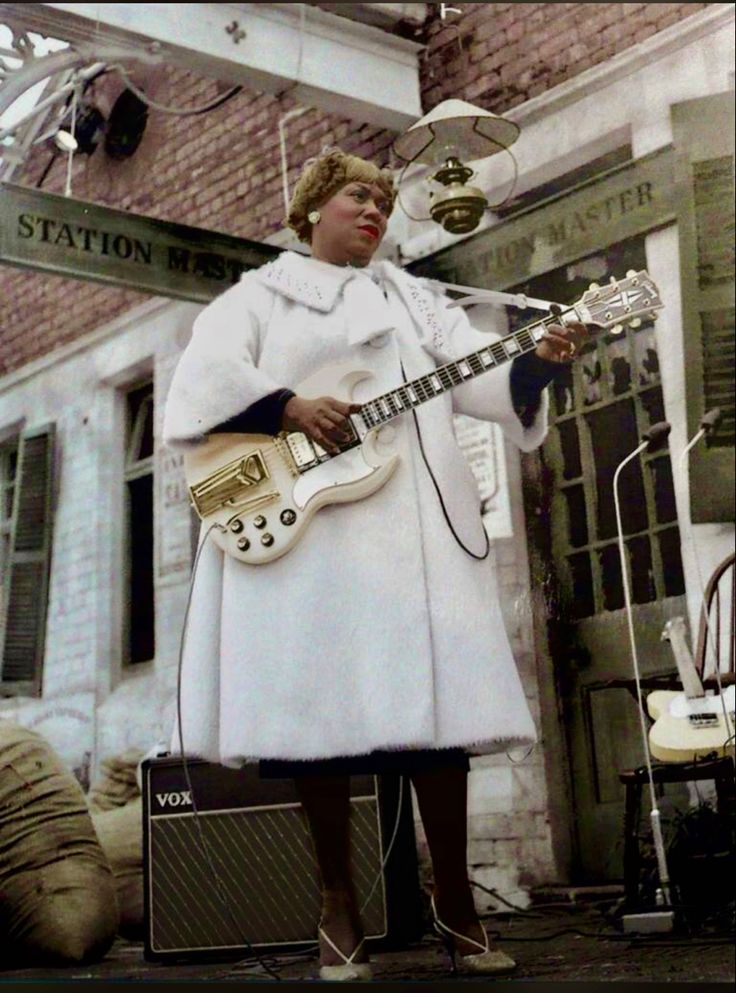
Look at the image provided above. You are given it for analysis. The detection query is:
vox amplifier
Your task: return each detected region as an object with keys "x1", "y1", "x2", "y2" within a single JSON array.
[{"x1": 141, "y1": 756, "x2": 423, "y2": 962}]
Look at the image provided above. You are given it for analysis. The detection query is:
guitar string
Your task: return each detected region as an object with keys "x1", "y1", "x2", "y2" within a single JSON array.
[
  {"x1": 400, "y1": 359, "x2": 490, "y2": 563},
  {"x1": 361, "y1": 306, "x2": 576, "y2": 430}
]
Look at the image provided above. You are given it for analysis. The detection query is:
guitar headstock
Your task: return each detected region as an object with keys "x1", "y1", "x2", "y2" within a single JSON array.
[{"x1": 576, "y1": 270, "x2": 663, "y2": 335}]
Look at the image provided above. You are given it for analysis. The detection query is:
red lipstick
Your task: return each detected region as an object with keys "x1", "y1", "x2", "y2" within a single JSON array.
[{"x1": 358, "y1": 224, "x2": 380, "y2": 239}]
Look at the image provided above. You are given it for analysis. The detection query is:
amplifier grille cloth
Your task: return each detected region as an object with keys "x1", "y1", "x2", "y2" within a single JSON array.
[{"x1": 149, "y1": 799, "x2": 386, "y2": 952}]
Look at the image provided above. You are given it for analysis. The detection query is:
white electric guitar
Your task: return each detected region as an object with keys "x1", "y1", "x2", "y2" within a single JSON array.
[
  {"x1": 185, "y1": 270, "x2": 662, "y2": 565},
  {"x1": 647, "y1": 616, "x2": 735, "y2": 763}
]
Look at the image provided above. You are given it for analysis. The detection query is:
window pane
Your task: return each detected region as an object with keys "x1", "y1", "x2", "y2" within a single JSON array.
[
  {"x1": 4, "y1": 485, "x2": 14, "y2": 521},
  {"x1": 127, "y1": 383, "x2": 154, "y2": 463},
  {"x1": 633, "y1": 326, "x2": 659, "y2": 387},
  {"x1": 128, "y1": 474, "x2": 155, "y2": 663},
  {"x1": 599, "y1": 544, "x2": 624, "y2": 611},
  {"x1": 553, "y1": 366, "x2": 575, "y2": 417},
  {"x1": 568, "y1": 552, "x2": 595, "y2": 618},
  {"x1": 658, "y1": 527, "x2": 686, "y2": 597},
  {"x1": 563, "y1": 484, "x2": 589, "y2": 548},
  {"x1": 649, "y1": 456, "x2": 678, "y2": 524},
  {"x1": 640, "y1": 387, "x2": 666, "y2": 428},
  {"x1": 606, "y1": 336, "x2": 631, "y2": 396},
  {"x1": 557, "y1": 419, "x2": 582, "y2": 479},
  {"x1": 581, "y1": 352, "x2": 603, "y2": 406},
  {"x1": 585, "y1": 400, "x2": 647, "y2": 541},
  {"x1": 627, "y1": 534, "x2": 655, "y2": 604}
]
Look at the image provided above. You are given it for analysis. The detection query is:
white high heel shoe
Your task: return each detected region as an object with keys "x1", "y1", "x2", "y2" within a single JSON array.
[
  {"x1": 431, "y1": 894, "x2": 516, "y2": 976},
  {"x1": 318, "y1": 927, "x2": 372, "y2": 982}
]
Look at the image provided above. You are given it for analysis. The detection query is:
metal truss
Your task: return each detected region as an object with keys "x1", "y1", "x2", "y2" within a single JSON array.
[{"x1": 0, "y1": 12, "x2": 161, "y2": 182}]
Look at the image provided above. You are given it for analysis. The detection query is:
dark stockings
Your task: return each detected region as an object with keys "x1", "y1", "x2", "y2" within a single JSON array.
[
  {"x1": 294, "y1": 774, "x2": 367, "y2": 966},
  {"x1": 295, "y1": 764, "x2": 485, "y2": 965}
]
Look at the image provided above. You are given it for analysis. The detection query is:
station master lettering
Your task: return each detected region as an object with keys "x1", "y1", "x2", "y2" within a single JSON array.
[
  {"x1": 16, "y1": 213, "x2": 250, "y2": 283},
  {"x1": 0, "y1": 181, "x2": 278, "y2": 302},
  {"x1": 481, "y1": 182, "x2": 653, "y2": 274}
]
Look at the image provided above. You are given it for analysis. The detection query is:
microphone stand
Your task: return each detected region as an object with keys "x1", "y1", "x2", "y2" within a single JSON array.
[{"x1": 613, "y1": 422, "x2": 675, "y2": 924}]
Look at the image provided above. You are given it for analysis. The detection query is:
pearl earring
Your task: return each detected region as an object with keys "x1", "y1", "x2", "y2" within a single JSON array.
[{"x1": 308, "y1": 210, "x2": 321, "y2": 225}]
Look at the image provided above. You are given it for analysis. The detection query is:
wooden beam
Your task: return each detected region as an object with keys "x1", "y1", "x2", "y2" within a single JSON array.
[{"x1": 2, "y1": 2, "x2": 423, "y2": 129}]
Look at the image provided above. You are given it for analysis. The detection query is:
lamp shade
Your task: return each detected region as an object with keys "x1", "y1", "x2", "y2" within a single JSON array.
[{"x1": 392, "y1": 98, "x2": 519, "y2": 165}]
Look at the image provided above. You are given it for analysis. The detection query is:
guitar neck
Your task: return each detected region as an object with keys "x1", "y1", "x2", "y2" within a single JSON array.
[
  {"x1": 666, "y1": 618, "x2": 705, "y2": 699},
  {"x1": 356, "y1": 304, "x2": 581, "y2": 431}
]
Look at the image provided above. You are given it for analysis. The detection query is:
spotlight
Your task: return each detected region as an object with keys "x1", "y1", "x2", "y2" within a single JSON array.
[
  {"x1": 53, "y1": 130, "x2": 78, "y2": 153},
  {"x1": 52, "y1": 104, "x2": 106, "y2": 156}
]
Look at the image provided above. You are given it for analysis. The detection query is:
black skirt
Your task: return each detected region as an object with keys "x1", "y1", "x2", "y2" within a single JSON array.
[{"x1": 259, "y1": 747, "x2": 469, "y2": 779}]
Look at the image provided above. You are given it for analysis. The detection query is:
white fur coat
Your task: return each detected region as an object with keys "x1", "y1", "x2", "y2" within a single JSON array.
[{"x1": 163, "y1": 251, "x2": 548, "y2": 765}]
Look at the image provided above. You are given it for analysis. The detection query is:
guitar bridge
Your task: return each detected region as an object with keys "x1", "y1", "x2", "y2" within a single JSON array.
[{"x1": 190, "y1": 449, "x2": 271, "y2": 518}]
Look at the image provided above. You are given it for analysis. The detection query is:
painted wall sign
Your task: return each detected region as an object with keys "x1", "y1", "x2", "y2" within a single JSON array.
[
  {"x1": 409, "y1": 145, "x2": 676, "y2": 289},
  {"x1": 0, "y1": 182, "x2": 280, "y2": 302}
]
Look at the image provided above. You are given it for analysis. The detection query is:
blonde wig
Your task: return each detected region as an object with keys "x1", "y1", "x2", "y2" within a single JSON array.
[{"x1": 287, "y1": 148, "x2": 396, "y2": 243}]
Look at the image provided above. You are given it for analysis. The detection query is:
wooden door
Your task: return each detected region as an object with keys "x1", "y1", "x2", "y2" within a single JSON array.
[{"x1": 515, "y1": 237, "x2": 688, "y2": 881}]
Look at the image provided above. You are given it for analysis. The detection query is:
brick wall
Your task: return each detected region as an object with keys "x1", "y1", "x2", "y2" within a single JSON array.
[{"x1": 0, "y1": 3, "x2": 712, "y2": 373}]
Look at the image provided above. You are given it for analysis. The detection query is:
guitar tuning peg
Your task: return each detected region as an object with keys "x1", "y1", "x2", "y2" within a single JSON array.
[
  {"x1": 610, "y1": 324, "x2": 624, "y2": 335},
  {"x1": 609, "y1": 276, "x2": 619, "y2": 285},
  {"x1": 588, "y1": 282, "x2": 600, "y2": 291},
  {"x1": 626, "y1": 269, "x2": 637, "y2": 278},
  {"x1": 629, "y1": 318, "x2": 642, "y2": 329}
]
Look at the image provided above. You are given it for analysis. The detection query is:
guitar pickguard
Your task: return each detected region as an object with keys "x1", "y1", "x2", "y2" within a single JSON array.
[{"x1": 292, "y1": 444, "x2": 389, "y2": 509}]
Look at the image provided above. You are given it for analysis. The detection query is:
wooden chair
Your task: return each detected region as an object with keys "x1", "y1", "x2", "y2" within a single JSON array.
[{"x1": 618, "y1": 551, "x2": 735, "y2": 908}]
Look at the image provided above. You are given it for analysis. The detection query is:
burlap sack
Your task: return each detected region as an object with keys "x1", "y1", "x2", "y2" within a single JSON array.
[
  {"x1": 0, "y1": 722, "x2": 119, "y2": 965},
  {"x1": 90, "y1": 799, "x2": 143, "y2": 939},
  {"x1": 87, "y1": 749, "x2": 143, "y2": 814}
]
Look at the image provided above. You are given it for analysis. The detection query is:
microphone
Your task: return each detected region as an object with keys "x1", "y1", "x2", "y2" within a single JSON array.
[
  {"x1": 699, "y1": 407, "x2": 722, "y2": 432},
  {"x1": 677, "y1": 408, "x2": 722, "y2": 475},
  {"x1": 641, "y1": 421, "x2": 671, "y2": 453}
]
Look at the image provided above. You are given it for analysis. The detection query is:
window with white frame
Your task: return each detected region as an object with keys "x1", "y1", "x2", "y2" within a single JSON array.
[{"x1": 124, "y1": 382, "x2": 155, "y2": 665}]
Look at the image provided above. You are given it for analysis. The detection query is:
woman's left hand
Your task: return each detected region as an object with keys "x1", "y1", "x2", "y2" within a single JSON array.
[{"x1": 535, "y1": 319, "x2": 592, "y2": 364}]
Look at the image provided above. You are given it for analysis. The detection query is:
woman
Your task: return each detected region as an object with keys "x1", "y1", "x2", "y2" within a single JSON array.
[{"x1": 163, "y1": 149, "x2": 589, "y2": 980}]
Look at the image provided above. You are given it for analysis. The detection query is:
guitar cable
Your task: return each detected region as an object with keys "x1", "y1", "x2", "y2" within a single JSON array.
[
  {"x1": 400, "y1": 360, "x2": 489, "y2": 561},
  {"x1": 172, "y1": 521, "x2": 408, "y2": 977}
]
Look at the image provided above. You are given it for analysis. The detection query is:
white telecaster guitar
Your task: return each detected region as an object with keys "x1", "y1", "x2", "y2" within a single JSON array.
[
  {"x1": 647, "y1": 616, "x2": 735, "y2": 763},
  {"x1": 185, "y1": 270, "x2": 663, "y2": 565}
]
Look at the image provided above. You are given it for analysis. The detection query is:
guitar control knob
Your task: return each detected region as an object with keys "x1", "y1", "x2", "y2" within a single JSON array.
[
  {"x1": 230, "y1": 519, "x2": 244, "y2": 533},
  {"x1": 280, "y1": 509, "x2": 297, "y2": 526},
  {"x1": 237, "y1": 537, "x2": 250, "y2": 551},
  {"x1": 261, "y1": 533, "x2": 274, "y2": 547},
  {"x1": 253, "y1": 515, "x2": 267, "y2": 529}
]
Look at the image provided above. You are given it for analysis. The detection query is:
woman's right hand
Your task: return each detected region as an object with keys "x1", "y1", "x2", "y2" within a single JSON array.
[{"x1": 282, "y1": 395, "x2": 361, "y2": 453}]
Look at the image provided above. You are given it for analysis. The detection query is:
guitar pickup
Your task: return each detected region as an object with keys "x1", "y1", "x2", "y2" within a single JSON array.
[
  {"x1": 190, "y1": 449, "x2": 271, "y2": 517},
  {"x1": 687, "y1": 713, "x2": 719, "y2": 727}
]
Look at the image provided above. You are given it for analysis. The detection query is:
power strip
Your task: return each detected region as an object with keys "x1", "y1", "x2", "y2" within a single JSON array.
[{"x1": 621, "y1": 911, "x2": 675, "y2": 934}]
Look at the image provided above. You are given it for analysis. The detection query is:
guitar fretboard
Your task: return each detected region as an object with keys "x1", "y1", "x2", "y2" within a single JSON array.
[{"x1": 356, "y1": 307, "x2": 580, "y2": 430}]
